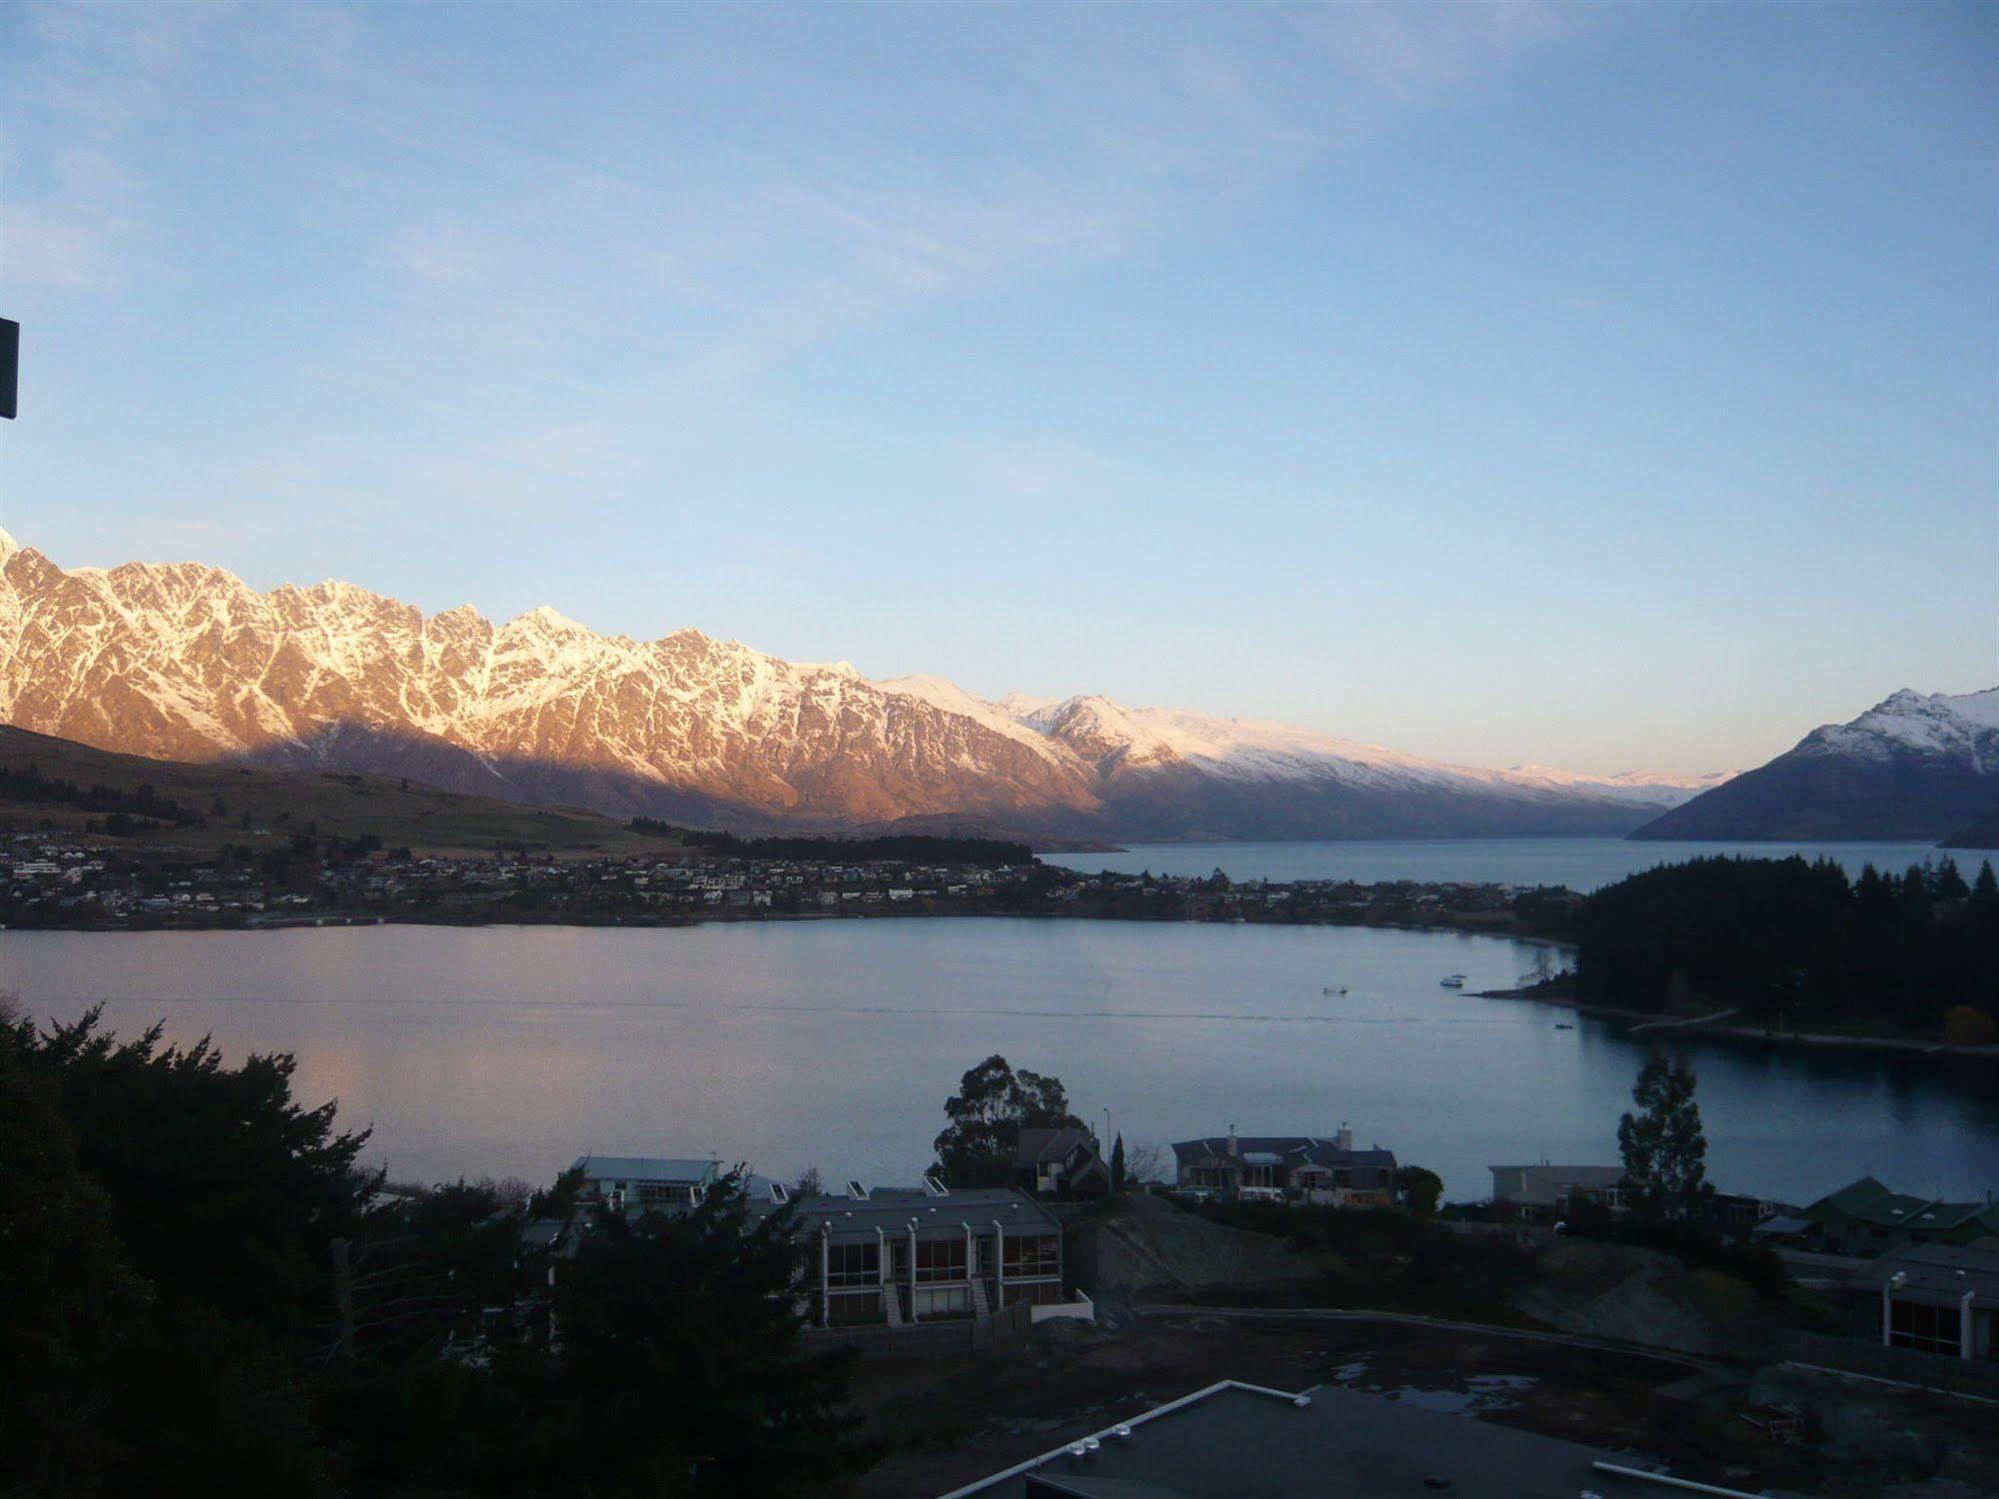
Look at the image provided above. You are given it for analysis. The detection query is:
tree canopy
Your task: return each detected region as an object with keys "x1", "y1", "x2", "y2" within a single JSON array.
[
  {"x1": 1572, "y1": 854, "x2": 1999, "y2": 1034},
  {"x1": 931, "y1": 1054, "x2": 1085, "y2": 1187}
]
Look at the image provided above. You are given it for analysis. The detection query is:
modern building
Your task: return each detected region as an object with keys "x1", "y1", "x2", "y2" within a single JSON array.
[
  {"x1": 570, "y1": 1154, "x2": 723, "y2": 1211},
  {"x1": 1802, "y1": 1176, "x2": 1999, "y2": 1256},
  {"x1": 765, "y1": 1180, "x2": 1074, "y2": 1328},
  {"x1": 1172, "y1": 1127, "x2": 1397, "y2": 1206},
  {"x1": 1014, "y1": 1127, "x2": 1112, "y2": 1199},
  {"x1": 1488, "y1": 1164, "x2": 1629, "y2": 1217},
  {"x1": 938, "y1": 1379, "x2": 1668, "y2": 1498},
  {"x1": 1847, "y1": 1239, "x2": 1999, "y2": 1361}
]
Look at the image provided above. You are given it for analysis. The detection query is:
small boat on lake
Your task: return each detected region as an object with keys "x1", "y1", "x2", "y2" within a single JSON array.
[
  {"x1": 1440, "y1": 974, "x2": 1467, "y2": 988},
  {"x1": 1323, "y1": 985, "x2": 1349, "y2": 996},
  {"x1": 1555, "y1": 1022, "x2": 1575, "y2": 1030}
]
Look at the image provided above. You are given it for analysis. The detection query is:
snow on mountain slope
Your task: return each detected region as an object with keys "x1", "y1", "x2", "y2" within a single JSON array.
[
  {"x1": 1804, "y1": 687, "x2": 1999, "y2": 764},
  {"x1": 0, "y1": 535, "x2": 1096, "y2": 828},
  {"x1": 2, "y1": 531, "x2": 1720, "y2": 839},
  {"x1": 1633, "y1": 687, "x2": 1999, "y2": 842},
  {"x1": 993, "y1": 690, "x2": 1721, "y2": 802}
]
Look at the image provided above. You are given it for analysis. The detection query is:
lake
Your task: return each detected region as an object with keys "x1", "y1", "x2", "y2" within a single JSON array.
[
  {"x1": 8, "y1": 918, "x2": 1995, "y2": 1206},
  {"x1": 1044, "y1": 837, "x2": 1960, "y2": 892}
]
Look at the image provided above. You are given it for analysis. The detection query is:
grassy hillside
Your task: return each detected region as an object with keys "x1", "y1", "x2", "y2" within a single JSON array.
[{"x1": 0, "y1": 725, "x2": 678, "y2": 858}]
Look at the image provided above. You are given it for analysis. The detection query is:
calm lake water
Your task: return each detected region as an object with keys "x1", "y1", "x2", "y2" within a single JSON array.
[
  {"x1": 1044, "y1": 837, "x2": 1960, "y2": 892},
  {"x1": 8, "y1": 918, "x2": 1996, "y2": 1206}
]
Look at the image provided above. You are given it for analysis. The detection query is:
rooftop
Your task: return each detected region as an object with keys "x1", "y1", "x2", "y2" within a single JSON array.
[
  {"x1": 1807, "y1": 1175, "x2": 1999, "y2": 1234},
  {"x1": 756, "y1": 1186, "x2": 1061, "y2": 1243},
  {"x1": 1851, "y1": 1238, "x2": 1999, "y2": 1304},
  {"x1": 1174, "y1": 1135, "x2": 1396, "y2": 1169},
  {"x1": 571, "y1": 1154, "x2": 718, "y2": 1183},
  {"x1": 946, "y1": 1381, "x2": 1663, "y2": 1499}
]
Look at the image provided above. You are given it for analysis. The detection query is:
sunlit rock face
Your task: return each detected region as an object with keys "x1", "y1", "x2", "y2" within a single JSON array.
[{"x1": 0, "y1": 530, "x2": 1720, "y2": 839}]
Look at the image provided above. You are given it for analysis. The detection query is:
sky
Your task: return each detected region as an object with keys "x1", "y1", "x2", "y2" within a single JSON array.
[{"x1": 1, "y1": 1, "x2": 1994, "y2": 777}]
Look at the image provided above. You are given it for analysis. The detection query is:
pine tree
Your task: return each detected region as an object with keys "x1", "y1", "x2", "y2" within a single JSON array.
[
  {"x1": 1110, "y1": 1133, "x2": 1126, "y2": 1193},
  {"x1": 1974, "y1": 861, "x2": 1998, "y2": 906},
  {"x1": 1933, "y1": 857, "x2": 1970, "y2": 901},
  {"x1": 1617, "y1": 1053, "x2": 1710, "y2": 1218}
]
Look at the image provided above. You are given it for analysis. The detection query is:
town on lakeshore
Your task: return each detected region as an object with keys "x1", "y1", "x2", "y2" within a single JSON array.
[{"x1": 0, "y1": 827, "x2": 1563, "y2": 935}]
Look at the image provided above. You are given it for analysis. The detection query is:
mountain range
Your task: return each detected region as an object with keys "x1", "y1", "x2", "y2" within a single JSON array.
[
  {"x1": 1633, "y1": 687, "x2": 1999, "y2": 843},
  {"x1": 0, "y1": 530, "x2": 1733, "y2": 843}
]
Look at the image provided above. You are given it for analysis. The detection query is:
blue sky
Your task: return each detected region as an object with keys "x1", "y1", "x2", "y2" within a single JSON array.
[{"x1": 2, "y1": 1, "x2": 1993, "y2": 775}]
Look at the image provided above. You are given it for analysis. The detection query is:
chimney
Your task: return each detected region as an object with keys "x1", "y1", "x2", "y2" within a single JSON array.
[
  {"x1": 1336, "y1": 1122, "x2": 1353, "y2": 1152},
  {"x1": 1226, "y1": 1124, "x2": 1238, "y2": 1158}
]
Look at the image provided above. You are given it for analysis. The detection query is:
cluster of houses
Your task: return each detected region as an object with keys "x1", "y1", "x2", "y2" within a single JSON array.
[
  {"x1": 1761, "y1": 1175, "x2": 1999, "y2": 1366},
  {"x1": 1487, "y1": 1161, "x2": 1999, "y2": 1367},
  {"x1": 0, "y1": 835, "x2": 1048, "y2": 927},
  {"x1": 531, "y1": 1121, "x2": 1404, "y2": 1343}
]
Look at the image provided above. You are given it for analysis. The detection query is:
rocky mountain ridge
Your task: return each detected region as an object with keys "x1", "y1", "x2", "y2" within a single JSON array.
[{"x1": 0, "y1": 531, "x2": 1723, "y2": 840}]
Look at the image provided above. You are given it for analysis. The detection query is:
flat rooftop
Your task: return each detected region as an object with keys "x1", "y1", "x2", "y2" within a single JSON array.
[{"x1": 953, "y1": 1382, "x2": 1672, "y2": 1499}]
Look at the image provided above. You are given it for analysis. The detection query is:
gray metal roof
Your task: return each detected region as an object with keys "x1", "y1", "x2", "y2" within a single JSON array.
[
  {"x1": 759, "y1": 1187, "x2": 1060, "y2": 1243},
  {"x1": 1849, "y1": 1238, "x2": 1999, "y2": 1304},
  {"x1": 953, "y1": 1382, "x2": 1661, "y2": 1498},
  {"x1": 571, "y1": 1155, "x2": 716, "y2": 1183}
]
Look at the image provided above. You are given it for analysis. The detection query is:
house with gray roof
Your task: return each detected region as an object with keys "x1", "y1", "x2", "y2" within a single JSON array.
[
  {"x1": 1014, "y1": 1126, "x2": 1112, "y2": 1199},
  {"x1": 1172, "y1": 1127, "x2": 1397, "y2": 1207},
  {"x1": 1489, "y1": 1164, "x2": 1629, "y2": 1218},
  {"x1": 1802, "y1": 1175, "x2": 1999, "y2": 1256}
]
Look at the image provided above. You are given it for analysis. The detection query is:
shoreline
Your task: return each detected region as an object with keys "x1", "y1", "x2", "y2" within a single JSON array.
[
  {"x1": 1472, "y1": 986, "x2": 1999, "y2": 1064},
  {"x1": 1, "y1": 904, "x2": 1551, "y2": 939}
]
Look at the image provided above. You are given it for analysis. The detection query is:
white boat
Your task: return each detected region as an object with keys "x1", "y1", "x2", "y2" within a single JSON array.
[
  {"x1": 1440, "y1": 974, "x2": 1467, "y2": 988},
  {"x1": 1322, "y1": 985, "x2": 1348, "y2": 996}
]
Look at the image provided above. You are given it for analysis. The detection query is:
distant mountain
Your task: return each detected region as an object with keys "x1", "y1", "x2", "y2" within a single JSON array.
[
  {"x1": 0, "y1": 530, "x2": 1721, "y2": 841},
  {"x1": 1631, "y1": 688, "x2": 1999, "y2": 842},
  {"x1": 1940, "y1": 809, "x2": 1999, "y2": 850}
]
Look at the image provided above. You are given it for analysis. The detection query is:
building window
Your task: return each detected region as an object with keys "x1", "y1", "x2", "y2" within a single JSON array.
[
  {"x1": 913, "y1": 1285, "x2": 970, "y2": 1318},
  {"x1": 1002, "y1": 1233, "x2": 1059, "y2": 1279},
  {"x1": 825, "y1": 1291, "x2": 881, "y2": 1326},
  {"x1": 1004, "y1": 1281, "x2": 1062, "y2": 1307},
  {"x1": 826, "y1": 1241, "x2": 879, "y2": 1289},
  {"x1": 1890, "y1": 1298, "x2": 1961, "y2": 1356},
  {"x1": 915, "y1": 1237, "x2": 968, "y2": 1283},
  {"x1": 637, "y1": 1183, "x2": 688, "y2": 1205}
]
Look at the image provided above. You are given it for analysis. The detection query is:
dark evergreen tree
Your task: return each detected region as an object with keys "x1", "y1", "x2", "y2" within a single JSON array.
[
  {"x1": 1617, "y1": 1054, "x2": 1710, "y2": 1217},
  {"x1": 1110, "y1": 1132, "x2": 1126, "y2": 1192}
]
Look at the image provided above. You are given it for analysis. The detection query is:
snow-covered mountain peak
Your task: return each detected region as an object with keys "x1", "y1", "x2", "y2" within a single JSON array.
[{"x1": 1807, "y1": 686, "x2": 1999, "y2": 761}]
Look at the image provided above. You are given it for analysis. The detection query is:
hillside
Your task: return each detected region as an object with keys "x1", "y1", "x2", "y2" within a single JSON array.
[
  {"x1": 1941, "y1": 808, "x2": 1999, "y2": 849},
  {"x1": 0, "y1": 531, "x2": 1719, "y2": 841},
  {"x1": 0, "y1": 725, "x2": 669, "y2": 857}
]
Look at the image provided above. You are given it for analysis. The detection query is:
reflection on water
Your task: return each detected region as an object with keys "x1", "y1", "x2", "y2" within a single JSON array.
[{"x1": 7, "y1": 919, "x2": 1995, "y2": 1204}]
